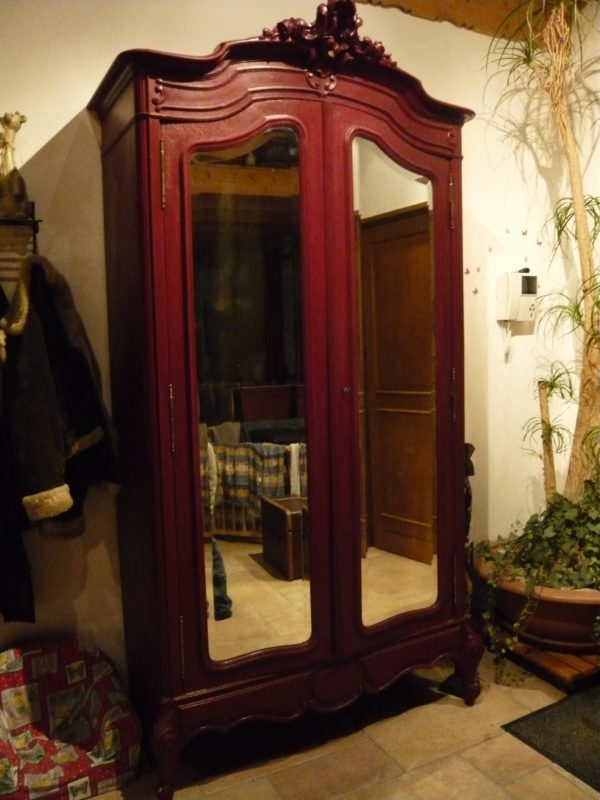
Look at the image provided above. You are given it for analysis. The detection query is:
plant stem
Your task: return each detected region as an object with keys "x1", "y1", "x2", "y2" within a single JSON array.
[
  {"x1": 534, "y1": 3, "x2": 600, "y2": 500},
  {"x1": 538, "y1": 379, "x2": 557, "y2": 500}
]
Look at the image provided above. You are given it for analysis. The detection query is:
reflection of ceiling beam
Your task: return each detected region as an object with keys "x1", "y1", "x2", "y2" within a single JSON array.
[
  {"x1": 190, "y1": 163, "x2": 299, "y2": 197},
  {"x1": 356, "y1": 1, "x2": 536, "y2": 39}
]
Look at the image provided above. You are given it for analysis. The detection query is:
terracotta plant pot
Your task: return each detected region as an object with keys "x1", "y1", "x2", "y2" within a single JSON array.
[{"x1": 472, "y1": 554, "x2": 600, "y2": 653}]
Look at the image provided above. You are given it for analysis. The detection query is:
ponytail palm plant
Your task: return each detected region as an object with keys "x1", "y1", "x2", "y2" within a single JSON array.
[
  {"x1": 475, "y1": 0, "x2": 600, "y2": 662},
  {"x1": 515, "y1": 0, "x2": 600, "y2": 502}
]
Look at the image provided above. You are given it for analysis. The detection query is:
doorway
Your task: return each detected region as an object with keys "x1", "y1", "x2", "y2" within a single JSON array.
[{"x1": 359, "y1": 203, "x2": 436, "y2": 565}]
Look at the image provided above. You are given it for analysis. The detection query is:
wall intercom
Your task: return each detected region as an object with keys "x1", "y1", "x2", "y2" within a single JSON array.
[{"x1": 496, "y1": 270, "x2": 538, "y2": 322}]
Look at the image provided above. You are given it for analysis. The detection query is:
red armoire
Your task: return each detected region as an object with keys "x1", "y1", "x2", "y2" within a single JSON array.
[{"x1": 89, "y1": 3, "x2": 483, "y2": 797}]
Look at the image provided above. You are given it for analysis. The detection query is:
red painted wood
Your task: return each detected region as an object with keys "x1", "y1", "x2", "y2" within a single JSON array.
[{"x1": 89, "y1": 5, "x2": 483, "y2": 797}]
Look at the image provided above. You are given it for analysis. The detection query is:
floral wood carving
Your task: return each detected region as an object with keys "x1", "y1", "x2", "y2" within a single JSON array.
[{"x1": 262, "y1": 0, "x2": 395, "y2": 78}]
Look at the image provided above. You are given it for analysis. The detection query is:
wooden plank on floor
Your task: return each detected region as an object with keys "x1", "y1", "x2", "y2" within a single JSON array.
[{"x1": 507, "y1": 639, "x2": 600, "y2": 692}]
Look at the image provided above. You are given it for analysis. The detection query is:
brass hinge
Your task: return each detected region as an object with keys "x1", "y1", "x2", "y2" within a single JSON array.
[
  {"x1": 450, "y1": 367, "x2": 457, "y2": 423},
  {"x1": 179, "y1": 615, "x2": 185, "y2": 683},
  {"x1": 160, "y1": 138, "x2": 166, "y2": 209},
  {"x1": 448, "y1": 172, "x2": 455, "y2": 230},
  {"x1": 453, "y1": 553, "x2": 458, "y2": 608},
  {"x1": 168, "y1": 383, "x2": 176, "y2": 453}
]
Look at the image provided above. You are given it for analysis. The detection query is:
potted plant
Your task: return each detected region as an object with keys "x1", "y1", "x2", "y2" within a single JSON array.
[{"x1": 471, "y1": 0, "x2": 600, "y2": 667}]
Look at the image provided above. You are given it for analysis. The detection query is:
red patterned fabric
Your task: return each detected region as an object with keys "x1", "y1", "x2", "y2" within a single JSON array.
[{"x1": 0, "y1": 639, "x2": 141, "y2": 799}]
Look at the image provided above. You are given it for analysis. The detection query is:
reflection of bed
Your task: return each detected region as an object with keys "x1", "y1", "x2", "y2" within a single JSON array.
[{"x1": 200, "y1": 438, "x2": 307, "y2": 540}]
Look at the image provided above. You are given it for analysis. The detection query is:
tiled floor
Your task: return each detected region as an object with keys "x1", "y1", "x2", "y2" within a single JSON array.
[
  {"x1": 206, "y1": 541, "x2": 437, "y2": 660},
  {"x1": 103, "y1": 541, "x2": 600, "y2": 800}
]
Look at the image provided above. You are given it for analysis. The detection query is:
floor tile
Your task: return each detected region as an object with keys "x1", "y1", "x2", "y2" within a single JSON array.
[
  {"x1": 264, "y1": 736, "x2": 403, "y2": 800},
  {"x1": 176, "y1": 731, "x2": 366, "y2": 796},
  {"x1": 364, "y1": 679, "x2": 534, "y2": 770},
  {"x1": 176, "y1": 777, "x2": 283, "y2": 799},
  {"x1": 506, "y1": 765, "x2": 600, "y2": 800},
  {"x1": 460, "y1": 731, "x2": 547, "y2": 784},
  {"x1": 348, "y1": 753, "x2": 513, "y2": 799}
]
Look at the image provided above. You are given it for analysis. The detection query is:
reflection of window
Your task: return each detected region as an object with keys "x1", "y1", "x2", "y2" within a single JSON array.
[{"x1": 353, "y1": 136, "x2": 431, "y2": 219}]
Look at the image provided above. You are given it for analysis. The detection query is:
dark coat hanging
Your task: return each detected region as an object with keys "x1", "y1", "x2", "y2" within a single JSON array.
[{"x1": 0, "y1": 255, "x2": 117, "y2": 621}]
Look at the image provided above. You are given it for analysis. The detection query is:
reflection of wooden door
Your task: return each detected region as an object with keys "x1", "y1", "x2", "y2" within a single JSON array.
[{"x1": 360, "y1": 204, "x2": 435, "y2": 564}]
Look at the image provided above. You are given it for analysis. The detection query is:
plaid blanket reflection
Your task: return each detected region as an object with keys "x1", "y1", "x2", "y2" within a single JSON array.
[{"x1": 201, "y1": 442, "x2": 301, "y2": 515}]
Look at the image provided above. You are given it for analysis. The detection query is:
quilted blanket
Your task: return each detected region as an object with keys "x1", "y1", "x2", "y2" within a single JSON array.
[{"x1": 0, "y1": 639, "x2": 140, "y2": 799}]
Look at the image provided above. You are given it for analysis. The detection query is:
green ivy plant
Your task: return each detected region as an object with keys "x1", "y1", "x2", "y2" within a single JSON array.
[{"x1": 474, "y1": 476, "x2": 600, "y2": 665}]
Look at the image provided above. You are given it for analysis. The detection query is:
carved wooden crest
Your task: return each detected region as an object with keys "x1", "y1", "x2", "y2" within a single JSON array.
[{"x1": 262, "y1": 0, "x2": 395, "y2": 77}]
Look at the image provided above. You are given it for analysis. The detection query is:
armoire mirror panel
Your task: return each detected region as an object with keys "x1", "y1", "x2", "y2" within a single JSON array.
[
  {"x1": 189, "y1": 127, "x2": 312, "y2": 661},
  {"x1": 352, "y1": 137, "x2": 438, "y2": 628}
]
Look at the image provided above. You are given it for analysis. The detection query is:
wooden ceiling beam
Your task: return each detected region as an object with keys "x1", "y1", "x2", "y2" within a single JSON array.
[{"x1": 356, "y1": 0, "x2": 532, "y2": 39}]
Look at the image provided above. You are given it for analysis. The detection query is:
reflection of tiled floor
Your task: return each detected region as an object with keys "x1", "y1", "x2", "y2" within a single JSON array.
[
  {"x1": 361, "y1": 546, "x2": 437, "y2": 626},
  {"x1": 205, "y1": 540, "x2": 438, "y2": 661},
  {"x1": 206, "y1": 540, "x2": 311, "y2": 661},
  {"x1": 101, "y1": 541, "x2": 600, "y2": 800}
]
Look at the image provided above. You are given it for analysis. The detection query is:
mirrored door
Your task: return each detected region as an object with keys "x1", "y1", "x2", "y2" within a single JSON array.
[
  {"x1": 188, "y1": 127, "x2": 312, "y2": 661},
  {"x1": 352, "y1": 137, "x2": 438, "y2": 627}
]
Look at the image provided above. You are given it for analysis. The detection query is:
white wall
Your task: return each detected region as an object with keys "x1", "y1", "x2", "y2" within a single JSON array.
[{"x1": 1, "y1": 0, "x2": 597, "y2": 676}]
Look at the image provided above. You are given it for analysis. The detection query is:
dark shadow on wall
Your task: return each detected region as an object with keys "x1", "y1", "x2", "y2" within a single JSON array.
[{"x1": 20, "y1": 109, "x2": 110, "y2": 400}]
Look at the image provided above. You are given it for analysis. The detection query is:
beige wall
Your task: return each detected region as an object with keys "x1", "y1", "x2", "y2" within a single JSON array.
[{"x1": 1, "y1": 1, "x2": 597, "y2": 678}]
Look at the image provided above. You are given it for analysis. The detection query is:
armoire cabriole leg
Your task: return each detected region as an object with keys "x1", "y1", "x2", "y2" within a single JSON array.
[
  {"x1": 155, "y1": 781, "x2": 175, "y2": 800},
  {"x1": 152, "y1": 705, "x2": 182, "y2": 800},
  {"x1": 459, "y1": 625, "x2": 484, "y2": 706}
]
